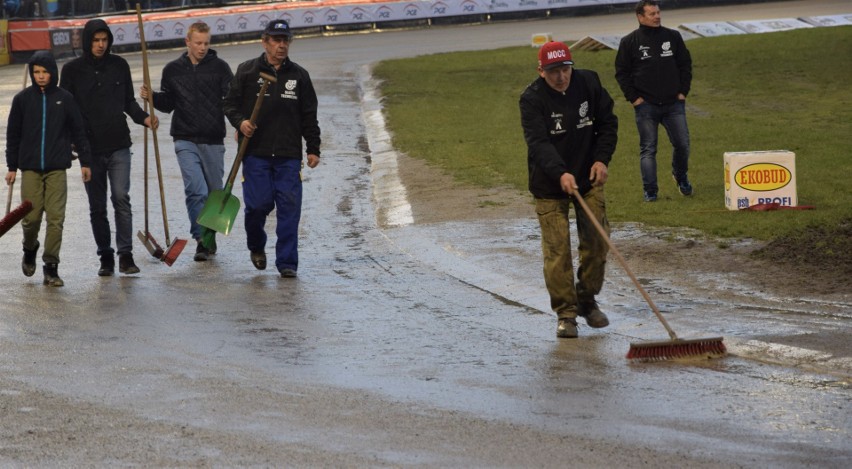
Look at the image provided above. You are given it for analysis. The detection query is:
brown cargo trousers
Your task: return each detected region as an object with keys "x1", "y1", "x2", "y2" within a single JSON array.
[{"x1": 535, "y1": 185, "x2": 609, "y2": 320}]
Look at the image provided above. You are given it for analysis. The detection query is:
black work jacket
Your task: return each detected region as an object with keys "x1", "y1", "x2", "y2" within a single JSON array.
[
  {"x1": 519, "y1": 69, "x2": 618, "y2": 198},
  {"x1": 615, "y1": 24, "x2": 693, "y2": 105},
  {"x1": 223, "y1": 53, "x2": 321, "y2": 159}
]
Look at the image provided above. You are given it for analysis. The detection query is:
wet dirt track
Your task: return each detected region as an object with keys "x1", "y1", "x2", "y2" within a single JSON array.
[{"x1": 1, "y1": 1, "x2": 850, "y2": 466}]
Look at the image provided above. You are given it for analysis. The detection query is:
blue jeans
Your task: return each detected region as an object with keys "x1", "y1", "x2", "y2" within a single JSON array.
[
  {"x1": 634, "y1": 100, "x2": 690, "y2": 194},
  {"x1": 242, "y1": 156, "x2": 302, "y2": 272},
  {"x1": 85, "y1": 147, "x2": 132, "y2": 256},
  {"x1": 174, "y1": 140, "x2": 225, "y2": 240}
]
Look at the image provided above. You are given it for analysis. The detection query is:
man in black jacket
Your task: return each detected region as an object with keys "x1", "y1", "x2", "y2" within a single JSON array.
[
  {"x1": 520, "y1": 41, "x2": 618, "y2": 339},
  {"x1": 615, "y1": 0, "x2": 693, "y2": 202},
  {"x1": 6, "y1": 51, "x2": 92, "y2": 286},
  {"x1": 141, "y1": 21, "x2": 233, "y2": 262},
  {"x1": 223, "y1": 19, "x2": 321, "y2": 278},
  {"x1": 60, "y1": 18, "x2": 156, "y2": 276}
]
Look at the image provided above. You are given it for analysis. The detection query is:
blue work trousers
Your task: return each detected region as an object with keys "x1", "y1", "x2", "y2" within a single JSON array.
[
  {"x1": 174, "y1": 140, "x2": 225, "y2": 240},
  {"x1": 242, "y1": 155, "x2": 302, "y2": 272},
  {"x1": 634, "y1": 100, "x2": 691, "y2": 193}
]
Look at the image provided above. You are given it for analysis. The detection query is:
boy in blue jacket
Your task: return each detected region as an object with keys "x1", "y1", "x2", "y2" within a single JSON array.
[{"x1": 5, "y1": 51, "x2": 92, "y2": 287}]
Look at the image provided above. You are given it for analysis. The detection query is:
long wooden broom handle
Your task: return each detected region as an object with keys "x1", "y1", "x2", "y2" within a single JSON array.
[
  {"x1": 224, "y1": 72, "x2": 277, "y2": 187},
  {"x1": 5, "y1": 181, "x2": 13, "y2": 216},
  {"x1": 142, "y1": 100, "x2": 150, "y2": 234},
  {"x1": 572, "y1": 189, "x2": 679, "y2": 340},
  {"x1": 137, "y1": 4, "x2": 171, "y2": 245}
]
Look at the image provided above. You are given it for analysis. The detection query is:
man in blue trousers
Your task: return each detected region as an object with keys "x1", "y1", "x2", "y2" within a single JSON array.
[{"x1": 223, "y1": 19, "x2": 321, "y2": 278}]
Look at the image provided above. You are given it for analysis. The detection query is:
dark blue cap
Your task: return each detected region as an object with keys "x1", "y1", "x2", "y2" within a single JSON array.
[{"x1": 264, "y1": 19, "x2": 293, "y2": 38}]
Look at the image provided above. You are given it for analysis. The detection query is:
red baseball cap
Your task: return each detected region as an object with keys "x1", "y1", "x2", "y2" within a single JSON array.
[{"x1": 538, "y1": 41, "x2": 574, "y2": 70}]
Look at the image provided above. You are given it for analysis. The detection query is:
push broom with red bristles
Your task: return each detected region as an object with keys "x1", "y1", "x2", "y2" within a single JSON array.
[
  {"x1": 138, "y1": 4, "x2": 186, "y2": 266},
  {"x1": 0, "y1": 181, "x2": 33, "y2": 239},
  {"x1": 571, "y1": 189, "x2": 726, "y2": 361}
]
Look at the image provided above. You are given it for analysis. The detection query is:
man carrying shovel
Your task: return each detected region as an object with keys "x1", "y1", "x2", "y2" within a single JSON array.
[{"x1": 222, "y1": 19, "x2": 321, "y2": 278}]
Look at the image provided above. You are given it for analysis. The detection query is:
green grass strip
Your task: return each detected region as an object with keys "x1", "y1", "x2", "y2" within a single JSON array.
[{"x1": 374, "y1": 26, "x2": 852, "y2": 242}]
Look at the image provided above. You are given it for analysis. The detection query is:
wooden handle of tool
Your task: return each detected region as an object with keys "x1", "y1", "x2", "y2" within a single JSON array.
[
  {"x1": 224, "y1": 72, "x2": 277, "y2": 186},
  {"x1": 572, "y1": 189, "x2": 679, "y2": 340},
  {"x1": 5, "y1": 180, "x2": 13, "y2": 216},
  {"x1": 137, "y1": 4, "x2": 172, "y2": 244}
]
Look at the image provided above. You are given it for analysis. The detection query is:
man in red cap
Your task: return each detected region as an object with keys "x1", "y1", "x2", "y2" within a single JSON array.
[{"x1": 519, "y1": 41, "x2": 619, "y2": 338}]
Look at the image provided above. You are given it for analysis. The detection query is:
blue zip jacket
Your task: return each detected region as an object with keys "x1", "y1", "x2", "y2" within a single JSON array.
[{"x1": 6, "y1": 51, "x2": 91, "y2": 173}]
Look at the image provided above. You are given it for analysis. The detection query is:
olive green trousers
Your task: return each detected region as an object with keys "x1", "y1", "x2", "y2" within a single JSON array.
[
  {"x1": 535, "y1": 186, "x2": 609, "y2": 320},
  {"x1": 21, "y1": 170, "x2": 67, "y2": 265}
]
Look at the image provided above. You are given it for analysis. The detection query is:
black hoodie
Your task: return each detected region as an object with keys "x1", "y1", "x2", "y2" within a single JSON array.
[
  {"x1": 59, "y1": 19, "x2": 148, "y2": 155},
  {"x1": 6, "y1": 51, "x2": 91, "y2": 173}
]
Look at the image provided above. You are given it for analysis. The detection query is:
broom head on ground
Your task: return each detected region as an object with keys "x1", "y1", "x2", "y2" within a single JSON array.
[
  {"x1": 0, "y1": 200, "x2": 33, "y2": 239},
  {"x1": 627, "y1": 337, "x2": 727, "y2": 361}
]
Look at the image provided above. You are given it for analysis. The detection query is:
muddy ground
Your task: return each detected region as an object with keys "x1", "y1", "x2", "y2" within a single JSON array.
[{"x1": 394, "y1": 152, "x2": 851, "y2": 299}]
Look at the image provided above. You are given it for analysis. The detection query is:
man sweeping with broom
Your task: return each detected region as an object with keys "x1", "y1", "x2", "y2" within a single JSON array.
[{"x1": 519, "y1": 41, "x2": 619, "y2": 338}]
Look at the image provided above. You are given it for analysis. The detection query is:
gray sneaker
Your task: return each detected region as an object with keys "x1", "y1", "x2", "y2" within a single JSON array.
[
  {"x1": 556, "y1": 318, "x2": 578, "y2": 338},
  {"x1": 579, "y1": 300, "x2": 610, "y2": 328}
]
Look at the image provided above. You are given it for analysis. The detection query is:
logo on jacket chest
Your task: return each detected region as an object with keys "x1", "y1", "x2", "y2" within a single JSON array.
[
  {"x1": 639, "y1": 42, "x2": 673, "y2": 58},
  {"x1": 282, "y1": 79, "x2": 298, "y2": 100},
  {"x1": 577, "y1": 101, "x2": 592, "y2": 129},
  {"x1": 550, "y1": 112, "x2": 565, "y2": 135}
]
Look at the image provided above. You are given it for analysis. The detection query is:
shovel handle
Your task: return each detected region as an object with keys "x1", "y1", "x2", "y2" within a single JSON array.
[
  {"x1": 224, "y1": 72, "x2": 277, "y2": 187},
  {"x1": 571, "y1": 189, "x2": 679, "y2": 341}
]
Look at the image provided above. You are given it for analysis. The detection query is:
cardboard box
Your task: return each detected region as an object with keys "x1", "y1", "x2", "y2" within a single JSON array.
[{"x1": 724, "y1": 151, "x2": 797, "y2": 210}]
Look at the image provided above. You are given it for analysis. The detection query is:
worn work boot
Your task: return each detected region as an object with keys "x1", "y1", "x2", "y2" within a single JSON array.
[
  {"x1": 279, "y1": 268, "x2": 297, "y2": 278},
  {"x1": 579, "y1": 300, "x2": 610, "y2": 329},
  {"x1": 250, "y1": 251, "x2": 267, "y2": 270},
  {"x1": 556, "y1": 318, "x2": 578, "y2": 339},
  {"x1": 43, "y1": 263, "x2": 64, "y2": 287},
  {"x1": 194, "y1": 241, "x2": 209, "y2": 262},
  {"x1": 98, "y1": 254, "x2": 115, "y2": 276},
  {"x1": 22, "y1": 241, "x2": 39, "y2": 277},
  {"x1": 118, "y1": 253, "x2": 140, "y2": 274}
]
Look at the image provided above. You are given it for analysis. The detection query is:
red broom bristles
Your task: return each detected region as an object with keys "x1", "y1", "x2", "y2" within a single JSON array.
[
  {"x1": 627, "y1": 337, "x2": 726, "y2": 361},
  {"x1": 0, "y1": 200, "x2": 33, "y2": 238},
  {"x1": 161, "y1": 238, "x2": 187, "y2": 266}
]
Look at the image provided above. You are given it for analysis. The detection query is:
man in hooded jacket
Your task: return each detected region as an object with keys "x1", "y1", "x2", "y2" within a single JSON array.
[
  {"x1": 6, "y1": 51, "x2": 92, "y2": 287},
  {"x1": 60, "y1": 18, "x2": 155, "y2": 276}
]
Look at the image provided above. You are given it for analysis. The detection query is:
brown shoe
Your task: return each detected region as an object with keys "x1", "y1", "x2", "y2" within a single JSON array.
[{"x1": 579, "y1": 300, "x2": 609, "y2": 328}]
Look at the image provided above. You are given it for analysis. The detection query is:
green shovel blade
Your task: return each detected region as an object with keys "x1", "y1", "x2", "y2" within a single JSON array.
[{"x1": 197, "y1": 185, "x2": 240, "y2": 236}]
